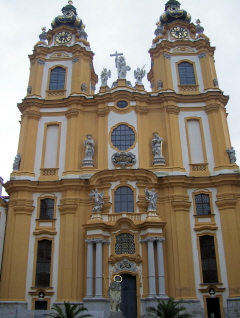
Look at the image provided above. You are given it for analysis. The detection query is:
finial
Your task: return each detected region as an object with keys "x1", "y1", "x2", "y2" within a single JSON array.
[
  {"x1": 68, "y1": 0, "x2": 73, "y2": 4},
  {"x1": 195, "y1": 19, "x2": 201, "y2": 25},
  {"x1": 41, "y1": 27, "x2": 47, "y2": 32}
]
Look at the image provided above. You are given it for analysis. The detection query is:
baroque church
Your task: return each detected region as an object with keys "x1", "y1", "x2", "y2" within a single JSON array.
[{"x1": 0, "y1": 0, "x2": 240, "y2": 317}]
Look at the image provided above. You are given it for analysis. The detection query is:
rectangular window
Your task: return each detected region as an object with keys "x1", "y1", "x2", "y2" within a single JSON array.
[
  {"x1": 39, "y1": 198, "x2": 54, "y2": 219},
  {"x1": 187, "y1": 119, "x2": 205, "y2": 163},
  {"x1": 199, "y1": 236, "x2": 218, "y2": 283},
  {"x1": 178, "y1": 62, "x2": 196, "y2": 85},
  {"x1": 195, "y1": 194, "x2": 211, "y2": 215},
  {"x1": 35, "y1": 240, "x2": 52, "y2": 287}
]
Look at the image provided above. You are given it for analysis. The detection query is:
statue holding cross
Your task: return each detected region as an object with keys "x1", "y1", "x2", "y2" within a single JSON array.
[{"x1": 110, "y1": 51, "x2": 131, "y2": 79}]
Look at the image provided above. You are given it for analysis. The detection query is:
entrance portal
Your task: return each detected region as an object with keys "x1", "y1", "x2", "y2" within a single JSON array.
[
  {"x1": 207, "y1": 297, "x2": 221, "y2": 318},
  {"x1": 120, "y1": 274, "x2": 137, "y2": 318}
]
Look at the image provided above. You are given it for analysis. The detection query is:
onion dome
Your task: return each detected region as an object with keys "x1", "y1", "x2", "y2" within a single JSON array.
[
  {"x1": 51, "y1": 0, "x2": 83, "y2": 30},
  {"x1": 160, "y1": 0, "x2": 191, "y2": 25}
]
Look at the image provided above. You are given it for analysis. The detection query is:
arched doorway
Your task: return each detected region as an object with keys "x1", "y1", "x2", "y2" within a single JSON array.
[{"x1": 120, "y1": 274, "x2": 137, "y2": 318}]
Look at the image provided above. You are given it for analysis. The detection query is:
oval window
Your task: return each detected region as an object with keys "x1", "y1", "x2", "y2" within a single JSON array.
[
  {"x1": 116, "y1": 101, "x2": 128, "y2": 109},
  {"x1": 111, "y1": 124, "x2": 135, "y2": 151}
]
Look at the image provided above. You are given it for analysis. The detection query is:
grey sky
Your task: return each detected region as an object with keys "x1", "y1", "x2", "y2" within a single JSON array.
[{"x1": 0, "y1": 0, "x2": 239, "y2": 194}]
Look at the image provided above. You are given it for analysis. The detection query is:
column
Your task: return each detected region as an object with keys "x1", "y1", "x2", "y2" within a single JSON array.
[
  {"x1": 147, "y1": 238, "x2": 156, "y2": 296},
  {"x1": 85, "y1": 239, "x2": 94, "y2": 298},
  {"x1": 95, "y1": 239, "x2": 103, "y2": 298},
  {"x1": 156, "y1": 238, "x2": 166, "y2": 296}
]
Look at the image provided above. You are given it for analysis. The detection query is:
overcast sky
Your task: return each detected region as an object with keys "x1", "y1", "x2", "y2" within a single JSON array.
[{"x1": 0, "y1": 0, "x2": 239, "y2": 195}]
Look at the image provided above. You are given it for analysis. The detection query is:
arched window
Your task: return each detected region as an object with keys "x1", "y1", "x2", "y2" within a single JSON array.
[
  {"x1": 199, "y1": 235, "x2": 218, "y2": 283},
  {"x1": 35, "y1": 240, "x2": 52, "y2": 287},
  {"x1": 114, "y1": 186, "x2": 134, "y2": 213},
  {"x1": 39, "y1": 198, "x2": 54, "y2": 219},
  {"x1": 195, "y1": 194, "x2": 211, "y2": 215},
  {"x1": 115, "y1": 233, "x2": 135, "y2": 254},
  {"x1": 49, "y1": 67, "x2": 66, "y2": 90},
  {"x1": 178, "y1": 62, "x2": 196, "y2": 85}
]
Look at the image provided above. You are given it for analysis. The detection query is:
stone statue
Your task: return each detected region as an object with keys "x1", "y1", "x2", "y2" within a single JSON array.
[
  {"x1": 27, "y1": 86, "x2": 32, "y2": 95},
  {"x1": 157, "y1": 80, "x2": 163, "y2": 89},
  {"x1": 89, "y1": 189, "x2": 104, "y2": 212},
  {"x1": 13, "y1": 154, "x2": 21, "y2": 171},
  {"x1": 152, "y1": 133, "x2": 165, "y2": 165},
  {"x1": 226, "y1": 147, "x2": 237, "y2": 164},
  {"x1": 82, "y1": 135, "x2": 95, "y2": 167},
  {"x1": 209, "y1": 313, "x2": 215, "y2": 318},
  {"x1": 213, "y1": 78, "x2": 219, "y2": 88},
  {"x1": 108, "y1": 281, "x2": 122, "y2": 313},
  {"x1": 81, "y1": 83, "x2": 87, "y2": 92},
  {"x1": 117, "y1": 56, "x2": 131, "y2": 79},
  {"x1": 144, "y1": 188, "x2": 158, "y2": 211},
  {"x1": 134, "y1": 66, "x2": 146, "y2": 85},
  {"x1": 84, "y1": 135, "x2": 94, "y2": 159},
  {"x1": 101, "y1": 68, "x2": 111, "y2": 86}
]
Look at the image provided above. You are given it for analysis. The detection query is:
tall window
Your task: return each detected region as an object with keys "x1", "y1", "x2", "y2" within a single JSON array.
[
  {"x1": 115, "y1": 186, "x2": 134, "y2": 213},
  {"x1": 39, "y1": 198, "x2": 54, "y2": 219},
  {"x1": 49, "y1": 67, "x2": 66, "y2": 90},
  {"x1": 195, "y1": 194, "x2": 211, "y2": 215},
  {"x1": 35, "y1": 240, "x2": 52, "y2": 287},
  {"x1": 199, "y1": 235, "x2": 218, "y2": 283},
  {"x1": 115, "y1": 233, "x2": 135, "y2": 254},
  {"x1": 178, "y1": 62, "x2": 196, "y2": 85}
]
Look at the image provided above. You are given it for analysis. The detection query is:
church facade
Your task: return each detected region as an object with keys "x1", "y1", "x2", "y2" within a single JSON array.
[{"x1": 1, "y1": 1, "x2": 240, "y2": 317}]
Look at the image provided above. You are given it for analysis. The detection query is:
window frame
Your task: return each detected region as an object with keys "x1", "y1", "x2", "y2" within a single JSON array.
[
  {"x1": 109, "y1": 122, "x2": 137, "y2": 152},
  {"x1": 37, "y1": 195, "x2": 56, "y2": 220},
  {"x1": 177, "y1": 61, "x2": 196, "y2": 85},
  {"x1": 46, "y1": 65, "x2": 67, "y2": 93},
  {"x1": 197, "y1": 233, "x2": 221, "y2": 284},
  {"x1": 49, "y1": 66, "x2": 66, "y2": 91},
  {"x1": 113, "y1": 185, "x2": 135, "y2": 213},
  {"x1": 115, "y1": 233, "x2": 136, "y2": 255},
  {"x1": 39, "y1": 198, "x2": 55, "y2": 220},
  {"x1": 194, "y1": 193, "x2": 211, "y2": 216},
  {"x1": 199, "y1": 235, "x2": 219, "y2": 284},
  {"x1": 34, "y1": 238, "x2": 53, "y2": 288}
]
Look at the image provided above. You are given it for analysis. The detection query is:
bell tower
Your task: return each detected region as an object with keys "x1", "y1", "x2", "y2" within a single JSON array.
[{"x1": 27, "y1": 0, "x2": 98, "y2": 99}]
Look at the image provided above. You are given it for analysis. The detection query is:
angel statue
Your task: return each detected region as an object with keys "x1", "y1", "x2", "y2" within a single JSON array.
[
  {"x1": 134, "y1": 66, "x2": 146, "y2": 85},
  {"x1": 101, "y1": 68, "x2": 111, "y2": 86},
  {"x1": 145, "y1": 188, "x2": 158, "y2": 211},
  {"x1": 89, "y1": 189, "x2": 104, "y2": 212}
]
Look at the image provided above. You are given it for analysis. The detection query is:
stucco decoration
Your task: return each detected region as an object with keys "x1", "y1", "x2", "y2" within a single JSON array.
[
  {"x1": 152, "y1": 133, "x2": 165, "y2": 165},
  {"x1": 134, "y1": 67, "x2": 146, "y2": 85},
  {"x1": 101, "y1": 68, "x2": 111, "y2": 86},
  {"x1": 89, "y1": 189, "x2": 104, "y2": 212},
  {"x1": 111, "y1": 152, "x2": 136, "y2": 168},
  {"x1": 13, "y1": 154, "x2": 21, "y2": 171},
  {"x1": 145, "y1": 188, "x2": 158, "y2": 211},
  {"x1": 226, "y1": 147, "x2": 237, "y2": 164},
  {"x1": 114, "y1": 258, "x2": 137, "y2": 273},
  {"x1": 82, "y1": 135, "x2": 94, "y2": 167}
]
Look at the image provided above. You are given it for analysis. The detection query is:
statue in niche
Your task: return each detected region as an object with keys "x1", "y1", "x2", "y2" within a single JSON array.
[
  {"x1": 157, "y1": 80, "x2": 163, "y2": 89},
  {"x1": 13, "y1": 154, "x2": 21, "y2": 171},
  {"x1": 81, "y1": 83, "x2": 87, "y2": 92},
  {"x1": 152, "y1": 133, "x2": 163, "y2": 157},
  {"x1": 226, "y1": 147, "x2": 237, "y2": 164},
  {"x1": 82, "y1": 135, "x2": 94, "y2": 167},
  {"x1": 84, "y1": 135, "x2": 94, "y2": 159},
  {"x1": 89, "y1": 189, "x2": 104, "y2": 212},
  {"x1": 101, "y1": 68, "x2": 111, "y2": 86},
  {"x1": 134, "y1": 66, "x2": 146, "y2": 85},
  {"x1": 117, "y1": 56, "x2": 131, "y2": 79},
  {"x1": 145, "y1": 188, "x2": 158, "y2": 211},
  {"x1": 108, "y1": 281, "x2": 122, "y2": 313}
]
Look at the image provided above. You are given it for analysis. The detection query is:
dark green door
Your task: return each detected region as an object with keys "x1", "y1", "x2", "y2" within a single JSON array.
[{"x1": 120, "y1": 274, "x2": 137, "y2": 318}]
